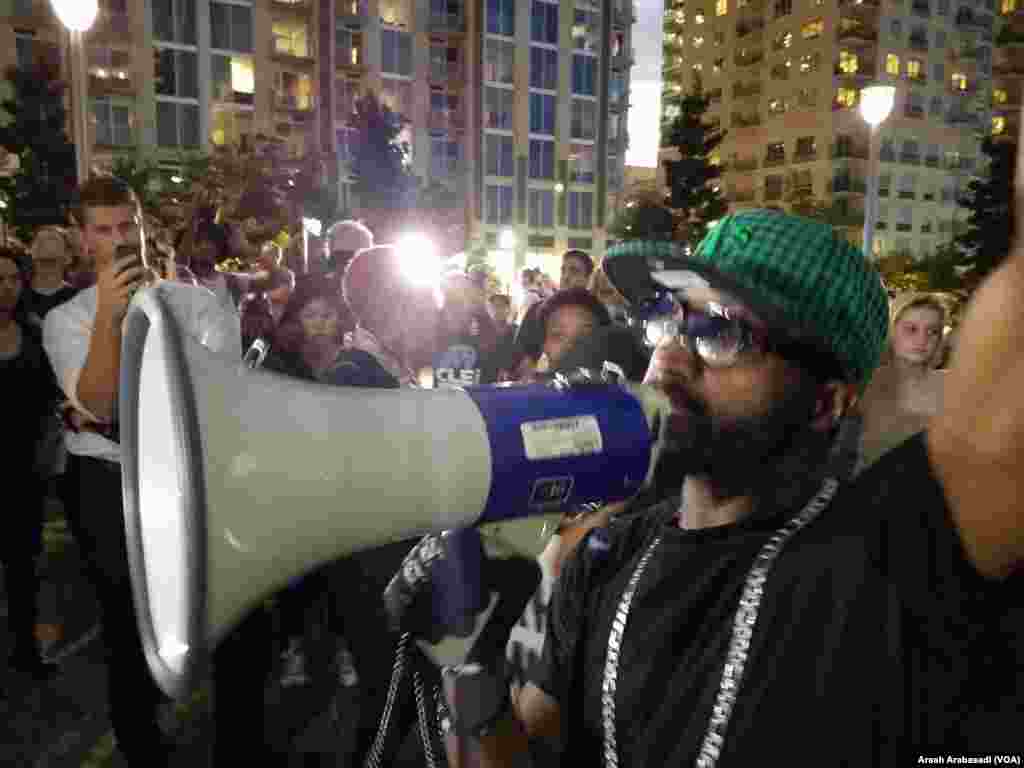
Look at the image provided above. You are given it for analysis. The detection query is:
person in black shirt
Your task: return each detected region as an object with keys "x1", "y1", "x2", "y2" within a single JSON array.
[
  {"x1": 0, "y1": 248, "x2": 60, "y2": 682},
  {"x1": 24, "y1": 226, "x2": 77, "y2": 327},
  {"x1": 390, "y1": 213, "x2": 1024, "y2": 766},
  {"x1": 515, "y1": 250, "x2": 594, "y2": 370}
]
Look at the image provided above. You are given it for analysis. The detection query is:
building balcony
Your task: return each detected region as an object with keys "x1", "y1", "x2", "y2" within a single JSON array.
[
  {"x1": 792, "y1": 150, "x2": 818, "y2": 163},
  {"x1": 838, "y1": 0, "x2": 881, "y2": 13},
  {"x1": 428, "y1": 109, "x2": 465, "y2": 131},
  {"x1": 922, "y1": 191, "x2": 935, "y2": 201},
  {"x1": 910, "y1": 0, "x2": 930, "y2": 16},
  {"x1": 904, "y1": 104, "x2": 925, "y2": 118},
  {"x1": 338, "y1": 0, "x2": 367, "y2": 25},
  {"x1": 271, "y1": 38, "x2": 316, "y2": 64},
  {"x1": 272, "y1": 0, "x2": 312, "y2": 11},
  {"x1": 880, "y1": 149, "x2": 896, "y2": 162},
  {"x1": 612, "y1": 50, "x2": 635, "y2": 70},
  {"x1": 899, "y1": 152, "x2": 921, "y2": 164},
  {"x1": 836, "y1": 23, "x2": 878, "y2": 43},
  {"x1": 274, "y1": 92, "x2": 316, "y2": 114},
  {"x1": 924, "y1": 154, "x2": 940, "y2": 167},
  {"x1": 87, "y1": 11, "x2": 132, "y2": 43},
  {"x1": 832, "y1": 142, "x2": 869, "y2": 159},
  {"x1": 831, "y1": 177, "x2": 867, "y2": 194},
  {"x1": 897, "y1": 189, "x2": 916, "y2": 199},
  {"x1": 993, "y1": 48, "x2": 1024, "y2": 76},
  {"x1": 736, "y1": 19, "x2": 766, "y2": 38},
  {"x1": 336, "y1": 46, "x2": 365, "y2": 72},
  {"x1": 732, "y1": 82, "x2": 762, "y2": 98},
  {"x1": 429, "y1": 12, "x2": 465, "y2": 33},
  {"x1": 734, "y1": 51, "x2": 765, "y2": 68},
  {"x1": 763, "y1": 155, "x2": 787, "y2": 167},
  {"x1": 731, "y1": 188, "x2": 756, "y2": 203},
  {"x1": 88, "y1": 70, "x2": 135, "y2": 96},
  {"x1": 834, "y1": 62, "x2": 876, "y2": 79},
  {"x1": 429, "y1": 65, "x2": 464, "y2": 85},
  {"x1": 906, "y1": 73, "x2": 928, "y2": 86},
  {"x1": 895, "y1": 222, "x2": 913, "y2": 232},
  {"x1": 908, "y1": 35, "x2": 928, "y2": 51},
  {"x1": 731, "y1": 156, "x2": 759, "y2": 171},
  {"x1": 921, "y1": 223, "x2": 933, "y2": 234},
  {"x1": 945, "y1": 111, "x2": 978, "y2": 127},
  {"x1": 731, "y1": 112, "x2": 762, "y2": 128}
]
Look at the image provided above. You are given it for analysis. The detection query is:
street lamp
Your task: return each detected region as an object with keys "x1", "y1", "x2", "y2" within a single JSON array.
[
  {"x1": 49, "y1": 0, "x2": 98, "y2": 186},
  {"x1": 859, "y1": 84, "x2": 896, "y2": 259}
]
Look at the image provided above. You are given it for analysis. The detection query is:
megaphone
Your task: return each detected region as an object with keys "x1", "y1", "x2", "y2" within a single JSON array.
[{"x1": 119, "y1": 289, "x2": 657, "y2": 699}]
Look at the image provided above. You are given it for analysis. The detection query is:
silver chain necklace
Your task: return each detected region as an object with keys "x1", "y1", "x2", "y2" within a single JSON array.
[{"x1": 601, "y1": 477, "x2": 840, "y2": 768}]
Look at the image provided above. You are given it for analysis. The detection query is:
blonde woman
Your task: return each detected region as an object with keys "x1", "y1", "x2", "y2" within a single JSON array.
[
  {"x1": 856, "y1": 292, "x2": 947, "y2": 473},
  {"x1": 25, "y1": 226, "x2": 77, "y2": 327}
]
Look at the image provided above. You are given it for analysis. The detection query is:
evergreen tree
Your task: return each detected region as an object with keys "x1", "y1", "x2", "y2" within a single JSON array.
[
  {"x1": 350, "y1": 93, "x2": 415, "y2": 210},
  {"x1": 0, "y1": 64, "x2": 76, "y2": 240},
  {"x1": 609, "y1": 196, "x2": 676, "y2": 241},
  {"x1": 661, "y1": 85, "x2": 728, "y2": 248},
  {"x1": 955, "y1": 137, "x2": 1016, "y2": 286}
]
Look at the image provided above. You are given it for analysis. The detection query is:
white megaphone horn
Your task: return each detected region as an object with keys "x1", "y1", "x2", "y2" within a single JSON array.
[{"x1": 119, "y1": 289, "x2": 657, "y2": 699}]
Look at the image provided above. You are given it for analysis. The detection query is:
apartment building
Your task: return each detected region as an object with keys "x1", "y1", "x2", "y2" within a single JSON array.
[
  {"x1": 661, "y1": 0, "x2": 995, "y2": 260},
  {"x1": 993, "y1": 0, "x2": 1023, "y2": 144},
  {"x1": 474, "y1": 0, "x2": 635, "y2": 282},
  {"x1": 0, "y1": 0, "x2": 635, "y2": 270}
]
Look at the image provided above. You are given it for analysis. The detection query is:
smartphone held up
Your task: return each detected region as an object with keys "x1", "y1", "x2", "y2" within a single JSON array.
[{"x1": 116, "y1": 241, "x2": 146, "y2": 302}]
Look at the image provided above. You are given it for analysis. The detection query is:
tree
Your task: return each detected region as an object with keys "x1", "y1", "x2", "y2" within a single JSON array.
[
  {"x1": 0, "y1": 64, "x2": 76, "y2": 241},
  {"x1": 661, "y1": 85, "x2": 728, "y2": 248},
  {"x1": 955, "y1": 137, "x2": 1016, "y2": 286},
  {"x1": 609, "y1": 196, "x2": 676, "y2": 241},
  {"x1": 350, "y1": 93, "x2": 416, "y2": 211}
]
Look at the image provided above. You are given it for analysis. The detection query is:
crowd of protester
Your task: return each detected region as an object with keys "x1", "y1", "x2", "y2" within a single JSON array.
[{"x1": 2, "y1": 171, "x2": 1018, "y2": 768}]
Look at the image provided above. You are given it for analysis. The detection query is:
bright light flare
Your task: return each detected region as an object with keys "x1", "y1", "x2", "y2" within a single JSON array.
[
  {"x1": 397, "y1": 234, "x2": 441, "y2": 288},
  {"x1": 302, "y1": 217, "x2": 322, "y2": 237},
  {"x1": 50, "y1": 0, "x2": 98, "y2": 31}
]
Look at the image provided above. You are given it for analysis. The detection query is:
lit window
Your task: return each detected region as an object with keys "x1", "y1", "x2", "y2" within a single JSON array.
[
  {"x1": 693, "y1": 63, "x2": 703, "y2": 72},
  {"x1": 799, "y1": 53, "x2": 819, "y2": 73},
  {"x1": 710, "y1": 152, "x2": 721, "y2": 165},
  {"x1": 839, "y1": 51, "x2": 859, "y2": 74},
  {"x1": 951, "y1": 72, "x2": 967, "y2": 90},
  {"x1": 907, "y1": 59, "x2": 922, "y2": 79},
  {"x1": 713, "y1": 57, "x2": 724, "y2": 73},
  {"x1": 695, "y1": 11, "x2": 706, "y2": 23},
  {"x1": 714, "y1": 30, "x2": 725, "y2": 45},
  {"x1": 769, "y1": 97, "x2": 788, "y2": 113},
  {"x1": 801, "y1": 19, "x2": 824, "y2": 39},
  {"x1": 995, "y1": 88, "x2": 1008, "y2": 104},
  {"x1": 717, "y1": 0, "x2": 728, "y2": 15},
  {"x1": 693, "y1": 35, "x2": 705, "y2": 47},
  {"x1": 886, "y1": 54, "x2": 900, "y2": 75},
  {"x1": 993, "y1": 115, "x2": 1007, "y2": 134},
  {"x1": 836, "y1": 87, "x2": 857, "y2": 107},
  {"x1": 773, "y1": 31, "x2": 793, "y2": 49},
  {"x1": 1003, "y1": 0, "x2": 1017, "y2": 13}
]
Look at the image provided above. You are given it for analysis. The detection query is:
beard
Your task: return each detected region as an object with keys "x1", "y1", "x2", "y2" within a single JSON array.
[{"x1": 650, "y1": 376, "x2": 824, "y2": 500}]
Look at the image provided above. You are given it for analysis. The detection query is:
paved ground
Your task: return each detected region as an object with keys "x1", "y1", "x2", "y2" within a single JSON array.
[{"x1": 0, "y1": 506, "x2": 362, "y2": 768}]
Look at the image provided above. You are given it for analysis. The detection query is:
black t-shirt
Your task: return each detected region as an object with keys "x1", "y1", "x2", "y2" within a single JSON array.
[
  {"x1": 533, "y1": 434, "x2": 1022, "y2": 763},
  {"x1": 515, "y1": 301, "x2": 545, "y2": 362},
  {"x1": 2, "y1": 323, "x2": 60, "y2": 469},
  {"x1": 24, "y1": 285, "x2": 77, "y2": 328}
]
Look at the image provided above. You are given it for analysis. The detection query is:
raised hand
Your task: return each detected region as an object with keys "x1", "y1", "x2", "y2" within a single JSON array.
[
  {"x1": 927, "y1": 124, "x2": 1024, "y2": 579},
  {"x1": 96, "y1": 253, "x2": 146, "y2": 320}
]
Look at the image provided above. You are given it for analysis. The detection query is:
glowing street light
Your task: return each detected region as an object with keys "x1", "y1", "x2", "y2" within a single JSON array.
[
  {"x1": 498, "y1": 228, "x2": 516, "y2": 251},
  {"x1": 859, "y1": 85, "x2": 896, "y2": 259},
  {"x1": 50, "y1": 0, "x2": 98, "y2": 186}
]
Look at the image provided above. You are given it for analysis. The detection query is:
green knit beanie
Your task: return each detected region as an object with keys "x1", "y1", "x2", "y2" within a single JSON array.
[{"x1": 606, "y1": 210, "x2": 890, "y2": 386}]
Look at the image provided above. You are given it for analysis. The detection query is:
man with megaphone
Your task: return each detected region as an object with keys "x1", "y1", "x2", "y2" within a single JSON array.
[{"x1": 384, "y1": 212, "x2": 1023, "y2": 766}]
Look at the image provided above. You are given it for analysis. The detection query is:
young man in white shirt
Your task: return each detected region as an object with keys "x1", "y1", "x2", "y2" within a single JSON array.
[{"x1": 43, "y1": 176, "x2": 250, "y2": 764}]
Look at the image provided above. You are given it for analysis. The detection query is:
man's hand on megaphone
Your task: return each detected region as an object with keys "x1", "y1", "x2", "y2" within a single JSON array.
[{"x1": 383, "y1": 528, "x2": 541, "y2": 671}]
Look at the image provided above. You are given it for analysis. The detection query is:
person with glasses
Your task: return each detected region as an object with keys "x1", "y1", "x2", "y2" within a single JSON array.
[{"x1": 386, "y1": 210, "x2": 1022, "y2": 766}]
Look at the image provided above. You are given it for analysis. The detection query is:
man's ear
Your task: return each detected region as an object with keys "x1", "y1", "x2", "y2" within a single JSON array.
[{"x1": 811, "y1": 381, "x2": 859, "y2": 432}]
